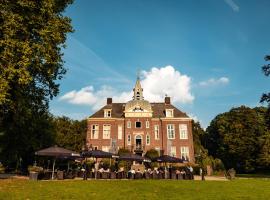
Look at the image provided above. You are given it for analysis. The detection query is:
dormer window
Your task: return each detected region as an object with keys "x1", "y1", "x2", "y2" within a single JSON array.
[
  {"x1": 104, "y1": 109, "x2": 112, "y2": 118},
  {"x1": 166, "y1": 109, "x2": 174, "y2": 117}
]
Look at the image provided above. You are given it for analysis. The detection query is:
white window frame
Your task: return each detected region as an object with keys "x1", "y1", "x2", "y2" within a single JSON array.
[
  {"x1": 146, "y1": 121, "x2": 150, "y2": 128},
  {"x1": 166, "y1": 109, "x2": 174, "y2": 117},
  {"x1": 170, "y1": 146, "x2": 176, "y2": 157},
  {"x1": 91, "y1": 125, "x2": 99, "y2": 139},
  {"x1": 181, "y1": 146, "x2": 189, "y2": 160},
  {"x1": 127, "y1": 121, "x2": 131, "y2": 128},
  {"x1": 146, "y1": 134, "x2": 150, "y2": 145},
  {"x1": 127, "y1": 134, "x2": 131, "y2": 145},
  {"x1": 167, "y1": 124, "x2": 175, "y2": 139},
  {"x1": 118, "y1": 125, "x2": 122, "y2": 140},
  {"x1": 179, "y1": 124, "x2": 188, "y2": 139},
  {"x1": 104, "y1": 109, "x2": 112, "y2": 118},
  {"x1": 154, "y1": 125, "x2": 159, "y2": 140},
  {"x1": 103, "y1": 124, "x2": 111, "y2": 139},
  {"x1": 102, "y1": 146, "x2": 110, "y2": 152}
]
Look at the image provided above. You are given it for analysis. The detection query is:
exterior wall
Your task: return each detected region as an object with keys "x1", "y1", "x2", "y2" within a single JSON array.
[{"x1": 87, "y1": 116, "x2": 195, "y2": 163}]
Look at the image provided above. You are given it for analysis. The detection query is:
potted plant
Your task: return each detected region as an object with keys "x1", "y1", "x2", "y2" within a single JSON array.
[{"x1": 28, "y1": 165, "x2": 43, "y2": 180}]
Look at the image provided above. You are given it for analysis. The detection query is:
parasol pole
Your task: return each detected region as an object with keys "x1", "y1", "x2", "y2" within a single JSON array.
[{"x1": 52, "y1": 158, "x2": 56, "y2": 180}]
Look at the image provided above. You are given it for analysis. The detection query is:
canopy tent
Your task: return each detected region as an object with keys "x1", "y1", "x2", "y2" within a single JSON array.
[
  {"x1": 35, "y1": 146, "x2": 80, "y2": 179},
  {"x1": 119, "y1": 154, "x2": 151, "y2": 162},
  {"x1": 81, "y1": 150, "x2": 119, "y2": 158},
  {"x1": 153, "y1": 155, "x2": 183, "y2": 163}
]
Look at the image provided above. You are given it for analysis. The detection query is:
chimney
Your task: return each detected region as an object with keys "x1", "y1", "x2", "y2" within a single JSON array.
[
  {"x1": 107, "y1": 97, "x2": 112, "y2": 104},
  {"x1": 165, "y1": 97, "x2": 171, "y2": 104}
]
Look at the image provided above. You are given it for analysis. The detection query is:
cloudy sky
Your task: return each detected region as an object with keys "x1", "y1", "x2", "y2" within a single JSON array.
[{"x1": 50, "y1": 0, "x2": 270, "y2": 128}]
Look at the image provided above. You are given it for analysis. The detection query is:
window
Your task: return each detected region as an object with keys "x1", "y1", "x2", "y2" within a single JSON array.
[
  {"x1": 127, "y1": 134, "x2": 131, "y2": 145},
  {"x1": 118, "y1": 125, "x2": 122, "y2": 140},
  {"x1": 170, "y1": 146, "x2": 176, "y2": 157},
  {"x1": 166, "y1": 109, "x2": 174, "y2": 117},
  {"x1": 167, "y1": 124, "x2": 175, "y2": 139},
  {"x1": 103, "y1": 125, "x2": 111, "y2": 139},
  {"x1": 102, "y1": 146, "x2": 110, "y2": 152},
  {"x1": 181, "y1": 146, "x2": 189, "y2": 160},
  {"x1": 127, "y1": 121, "x2": 131, "y2": 128},
  {"x1": 146, "y1": 134, "x2": 150, "y2": 145},
  {"x1": 135, "y1": 121, "x2": 141, "y2": 128},
  {"x1": 179, "y1": 124, "x2": 188, "y2": 139},
  {"x1": 104, "y1": 109, "x2": 112, "y2": 118},
  {"x1": 146, "y1": 121, "x2": 150, "y2": 128},
  {"x1": 154, "y1": 125, "x2": 159, "y2": 140},
  {"x1": 91, "y1": 125, "x2": 99, "y2": 139}
]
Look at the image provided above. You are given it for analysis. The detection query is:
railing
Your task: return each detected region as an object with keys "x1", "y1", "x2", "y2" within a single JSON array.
[{"x1": 132, "y1": 144, "x2": 144, "y2": 152}]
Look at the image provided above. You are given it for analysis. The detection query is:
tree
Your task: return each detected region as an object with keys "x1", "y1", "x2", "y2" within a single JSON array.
[
  {"x1": 261, "y1": 55, "x2": 270, "y2": 105},
  {"x1": 53, "y1": 116, "x2": 87, "y2": 152},
  {"x1": 0, "y1": 0, "x2": 73, "y2": 171},
  {"x1": 204, "y1": 106, "x2": 267, "y2": 173}
]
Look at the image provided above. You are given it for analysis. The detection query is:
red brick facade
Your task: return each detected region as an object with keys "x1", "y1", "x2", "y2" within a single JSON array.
[{"x1": 86, "y1": 80, "x2": 195, "y2": 163}]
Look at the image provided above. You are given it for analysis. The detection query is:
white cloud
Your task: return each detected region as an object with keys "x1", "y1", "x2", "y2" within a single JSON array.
[
  {"x1": 224, "y1": 0, "x2": 239, "y2": 12},
  {"x1": 60, "y1": 65, "x2": 194, "y2": 111},
  {"x1": 199, "y1": 77, "x2": 229, "y2": 87}
]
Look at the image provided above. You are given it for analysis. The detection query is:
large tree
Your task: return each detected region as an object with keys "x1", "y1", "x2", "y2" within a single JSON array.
[
  {"x1": 0, "y1": 0, "x2": 73, "y2": 170},
  {"x1": 203, "y1": 106, "x2": 267, "y2": 173},
  {"x1": 261, "y1": 55, "x2": 270, "y2": 105},
  {"x1": 53, "y1": 116, "x2": 87, "y2": 152}
]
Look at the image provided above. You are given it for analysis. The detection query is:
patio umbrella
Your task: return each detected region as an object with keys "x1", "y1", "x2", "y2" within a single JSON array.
[
  {"x1": 119, "y1": 154, "x2": 151, "y2": 162},
  {"x1": 154, "y1": 155, "x2": 183, "y2": 163},
  {"x1": 82, "y1": 150, "x2": 119, "y2": 158},
  {"x1": 35, "y1": 145, "x2": 80, "y2": 180}
]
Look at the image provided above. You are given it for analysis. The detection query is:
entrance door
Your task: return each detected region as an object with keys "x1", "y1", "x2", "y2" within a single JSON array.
[{"x1": 135, "y1": 135, "x2": 142, "y2": 149}]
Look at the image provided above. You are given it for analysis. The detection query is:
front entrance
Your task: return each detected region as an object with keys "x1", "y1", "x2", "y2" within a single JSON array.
[{"x1": 134, "y1": 135, "x2": 143, "y2": 156}]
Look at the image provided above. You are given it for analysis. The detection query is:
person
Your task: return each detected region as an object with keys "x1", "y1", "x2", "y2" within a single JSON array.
[{"x1": 81, "y1": 163, "x2": 87, "y2": 180}]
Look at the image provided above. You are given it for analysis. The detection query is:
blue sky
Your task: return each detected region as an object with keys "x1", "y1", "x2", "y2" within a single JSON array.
[{"x1": 50, "y1": 0, "x2": 270, "y2": 128}]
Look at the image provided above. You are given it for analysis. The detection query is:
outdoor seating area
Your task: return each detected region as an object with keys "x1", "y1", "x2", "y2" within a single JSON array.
[{"x1": 31, "y1": 146, "x2": 194, "y2": 181}]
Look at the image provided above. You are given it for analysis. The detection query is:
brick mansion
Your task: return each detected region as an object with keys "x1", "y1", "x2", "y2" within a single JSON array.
[{"x1": 86, "y1": 77, "x2": 195, "y2": 163}]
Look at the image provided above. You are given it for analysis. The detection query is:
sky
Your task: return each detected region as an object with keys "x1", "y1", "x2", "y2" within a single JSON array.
[{"x1": 50, "y1": 0, "x2": 270, "y2": 128}]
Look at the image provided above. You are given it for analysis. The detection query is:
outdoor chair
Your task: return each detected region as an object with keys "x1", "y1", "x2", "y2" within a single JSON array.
[
  {"x1": 57, "y1": 171, "x2": 64, "y2": 180},
  {"x1": 96, "y1": 171, "x2": 102, "y2": 179},
  {"x1": 110, "y1": 172, "x2": 116, "y2": 179},
  {"x1": 145, "y1": 172, "x2": 151, "y2": 179},
  {"x1": 135, "y1": 172, "x2": 143, "y2": 179},
  {"x1": 158, "y1": 172, "x2": 164, "y2": 179},
  {"x1": 171, "y1": 172, "x2": 176, "y2": 179},
  {"x1": 177, "y1": 174, "x2": 183, "y2": 180},
  {"x1": 152, "y1": 171, "x2": 158, "y2": 179},
  {"x1": 164, "y1": 171, "x2": 170, "y2": 179}
]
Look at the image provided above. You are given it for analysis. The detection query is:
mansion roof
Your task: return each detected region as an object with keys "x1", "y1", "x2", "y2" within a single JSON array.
[{"x1": 89, "y1": 102, "x2": 189, "y2": 118}]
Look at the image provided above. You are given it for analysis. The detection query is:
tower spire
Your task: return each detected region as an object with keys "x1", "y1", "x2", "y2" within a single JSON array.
[{"x1": 133, "y1": 71, "x2": 144, "y2": 100}]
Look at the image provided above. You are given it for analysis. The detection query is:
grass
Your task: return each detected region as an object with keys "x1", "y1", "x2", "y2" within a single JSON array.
[{"x1": 0, "y1": 179, "x2": 270, "y2": 200}]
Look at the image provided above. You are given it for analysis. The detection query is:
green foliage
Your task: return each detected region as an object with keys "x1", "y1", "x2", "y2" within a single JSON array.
[
  {"x1": 204, "y1": 106, "x2": 268, "y2": 172},
  {"x1": 144, "y1": 149, "x2": 159, "y2": 159},
  {"x1": 0, "y1": 0, "x2": 73, "y2": 171},
  {"x1": 117, "y1": 148, "x2": 131, "y2": 156},
  {"x1": 260, "y1": 55, "x2": 270, "y2": 105},
  {"x1": 53, "y1": 116, "x2": 87, "y2": 152},
  {"x1": 0, "y1": 0, "x2": 73, "y2": 105},
  {"x1": 144, "y1": 149, "x2": 159, "y2": 169}
]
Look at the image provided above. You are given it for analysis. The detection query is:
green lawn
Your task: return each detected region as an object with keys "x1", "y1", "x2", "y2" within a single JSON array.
[{"x1": 0, "y1": 179, "x2": 270, "y2": 200}]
